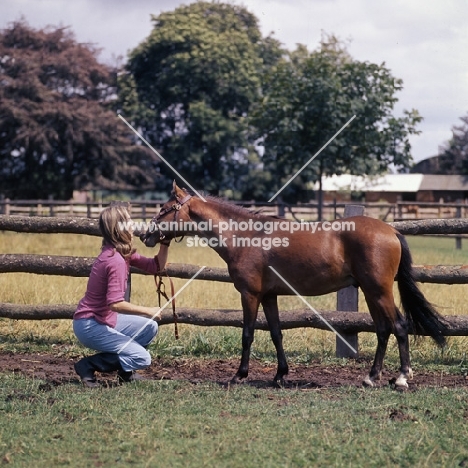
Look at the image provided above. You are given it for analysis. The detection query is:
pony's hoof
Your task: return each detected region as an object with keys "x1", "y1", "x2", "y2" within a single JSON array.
[
  {"x1": 362, "y1": 376, "x2": 374, "y2": 388},
  {"x1": 273, "y1": 377, "x2": 286, "y2": 388},
  {"x1": 391, "y1": 376, "x2": 409, "y2": 391},
  {"x1": 389, "y1": 377, "x2": 409, "y2": 391},
  {"x1": 230, "y1": 375, "x2": 246, "y2": 385}
]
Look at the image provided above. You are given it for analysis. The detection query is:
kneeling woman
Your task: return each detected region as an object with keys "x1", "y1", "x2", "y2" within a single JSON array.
[{"x1": 73, "y1": 203, "x2": 170, "y2": 387}]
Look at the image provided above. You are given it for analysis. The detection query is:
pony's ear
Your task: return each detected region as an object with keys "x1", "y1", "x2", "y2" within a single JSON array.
[
  {"x1": 172, "y1": 180, "x2": 186, "y2": 198},
  {"x1": 171, "y1": 180, "x2": 182, "y2": 196}
]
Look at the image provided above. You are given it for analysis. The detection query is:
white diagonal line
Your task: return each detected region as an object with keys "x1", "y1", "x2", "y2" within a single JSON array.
[
  {"x1": 268, "y1": 115, "x2": 356, "y2": 202},
  {"x1": 268, "y1": 266, "x2": 357, "y2": 353},
  {"x1": 117, "y1": 266, "x2": 206, "y2": 354},
  {"x1": 117, "y1": 113, "x2": 207, "y2": 202}
]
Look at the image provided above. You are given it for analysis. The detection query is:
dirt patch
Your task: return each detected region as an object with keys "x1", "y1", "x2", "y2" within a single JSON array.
[
  {"x1": 1, "y1": 351, "x2": 467, "y2": 390},
  {"x1": 388, "y1": 406, "x2": 418, "y2": 422}
]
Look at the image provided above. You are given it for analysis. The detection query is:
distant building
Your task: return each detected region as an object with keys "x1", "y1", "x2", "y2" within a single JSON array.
[
  {"x1": 315, "y1": 174, "x2": 468, "y2": 203},
  {"x1": 418, "y1": 175, "x2": 468, "y2": 202}
]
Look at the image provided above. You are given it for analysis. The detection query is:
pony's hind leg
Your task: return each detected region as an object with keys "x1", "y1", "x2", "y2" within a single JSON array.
[
  {"x1": 393, "y1": 308, "x2": 413, "y2": 388},
  {"x1": 361, "y1": 287, "x2": 400, "y2": 388},
  {"x1": 363, "y1": 297, "x2": 413, "y2": 389},
  {"x1": 261, "y1": 294, "x2": 288, "y2": 385},
  {"x1": 363, "y1": 325, "x2": 391, "y2": 387}
]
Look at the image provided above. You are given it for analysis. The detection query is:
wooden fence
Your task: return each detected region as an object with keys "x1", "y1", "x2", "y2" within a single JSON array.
[
  {"x1": 2, "y1": 214, "x2": 468, "y2": 358},
  {"x1": 2, "y1": 198, "x2": 468, "y2": 223}
]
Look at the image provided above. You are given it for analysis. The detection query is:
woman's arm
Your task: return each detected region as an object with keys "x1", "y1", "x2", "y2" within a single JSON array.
[
  {"x1": 155, "y1": 242, "x2": 170, "y2": 271},
  {"x1": 130, "y1": 242, "x2": 171, "y2": 274},
  {"x1": 109, "y1": 301, "x2": 162, "y2": 321}
]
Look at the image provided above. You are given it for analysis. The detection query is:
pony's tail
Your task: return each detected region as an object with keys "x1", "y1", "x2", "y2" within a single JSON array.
[{"x1": 396, "y1": 233, "x2": 447, "y2": 347}]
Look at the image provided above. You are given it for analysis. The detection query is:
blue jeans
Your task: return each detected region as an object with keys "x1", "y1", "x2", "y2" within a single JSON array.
[{"x1": 73, "y1": 315, "x2": 158, "y2": 372}]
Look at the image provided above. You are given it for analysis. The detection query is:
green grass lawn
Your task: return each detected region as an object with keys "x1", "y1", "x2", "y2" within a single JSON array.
[{"x1": 1, "y1": 375, "x2": 468, "y2": 468}]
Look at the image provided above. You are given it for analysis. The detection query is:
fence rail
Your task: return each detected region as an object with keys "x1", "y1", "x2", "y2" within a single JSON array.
[
  {"x1": 2, "y1": 214, "x2": 468, "y2": 237},
  {"x1": 1, "y1": 253, "x2": 468, "y2": 284},
  {"x1": 1, "y1": 303, "x2": 468, "y2": 336},
  {"x1": 2, "y1": 199, "x2": 468, "y2": 222}
]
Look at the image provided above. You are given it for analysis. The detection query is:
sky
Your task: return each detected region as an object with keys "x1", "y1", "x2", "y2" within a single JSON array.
[{"x1": 1, "y1": 0, "x2": 467, "y2": 164}]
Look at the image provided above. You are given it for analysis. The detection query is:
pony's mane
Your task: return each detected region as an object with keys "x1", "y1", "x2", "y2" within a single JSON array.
[{"x1": 179, "y1": 189, "x2": 281, "y2": 220}]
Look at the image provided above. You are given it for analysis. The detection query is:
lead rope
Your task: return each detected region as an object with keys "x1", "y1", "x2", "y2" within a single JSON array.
[{"x1": 154, "y1": 271, "x2": 179, "y2": 340}]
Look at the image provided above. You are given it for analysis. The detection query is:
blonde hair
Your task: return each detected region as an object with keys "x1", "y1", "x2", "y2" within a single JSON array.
[{"x1": 99, "y1": 202, "x2": 134, "y2": 258}]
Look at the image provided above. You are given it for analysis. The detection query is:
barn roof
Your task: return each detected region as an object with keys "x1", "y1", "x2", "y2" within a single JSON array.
[
  {"x1": 317, "y1": 174, "x2": 424, "y2": 192},
  {"x1": 419, "y1": 175, "x2": 468, "y2": 191}
]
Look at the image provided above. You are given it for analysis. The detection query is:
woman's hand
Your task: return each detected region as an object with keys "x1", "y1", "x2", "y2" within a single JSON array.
[{"x1": 148, "y1": 307, "x2": 162, "y2": 321}]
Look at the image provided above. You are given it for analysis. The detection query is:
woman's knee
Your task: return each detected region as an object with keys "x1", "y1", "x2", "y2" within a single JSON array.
[
  {"x1": 116, "y1": 315, "x2": 158, "y2": 347},
  {"x1": 141, "y1": 321, "x2": 158, "y2": 346},
  {"x1": 120, "y1": 348, "x2": 152, "y2": 371},
  {"x1": 148, "y1": 320, "x2": 158, "y2": 337},
  {"x1": 140, "y1": 349, "x2": 152, "y2": 368}
]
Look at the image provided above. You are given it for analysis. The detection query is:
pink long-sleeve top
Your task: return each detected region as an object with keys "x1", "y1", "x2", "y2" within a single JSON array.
[{"x1": 74, "y1": 245, "x2": 160, "y2": 327}]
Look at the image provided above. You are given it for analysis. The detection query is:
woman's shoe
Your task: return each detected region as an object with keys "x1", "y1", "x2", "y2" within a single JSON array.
[
  {"x1": 74, "y1": 353, "x2": 122, "y2": 388},
  {"x1": 74, "y1": 358, "x2": 100, "y2": 388},
  {"x1": 117, "y1": 370, "x2": 147, "y2": 383}
]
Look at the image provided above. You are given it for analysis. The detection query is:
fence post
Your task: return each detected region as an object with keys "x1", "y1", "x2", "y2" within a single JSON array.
[
  {"x1": 277, "y1": 198, "x2": 285, "y2": 218},
  {"x1": 336, "y1": 204, "x2": 365, "y2": 358},
  {"x1": 456, "y1": 200, "x2": 462, "y2": 250},
  {"x1": 124, "y1": 274, "x2": 131, "y2": 302}
]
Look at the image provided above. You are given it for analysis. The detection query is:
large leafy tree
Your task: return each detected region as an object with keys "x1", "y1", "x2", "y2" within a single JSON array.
[
  {"x1": 120, "y1": 1, "x2": 282, "y2": 196},
  {"x1": 437, "y1": 114, "x2": 468, "y2": 174},
  {"x1": 0, "y1": 21, "x2": 159, "y2": 199},
  {"x1": 251, "y1": 36, "x2": 422, "y2": 209}
]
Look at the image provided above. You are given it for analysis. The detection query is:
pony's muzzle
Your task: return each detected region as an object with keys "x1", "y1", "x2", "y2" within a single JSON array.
[
  {"x1": 140, "y1": 220, "x2": 166, "y2": 247},
  {"x1": 140, "y1": 230, "x2": 158, "y2": 247}
]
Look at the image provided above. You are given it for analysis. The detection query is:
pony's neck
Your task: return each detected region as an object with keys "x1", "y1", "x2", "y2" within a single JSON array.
[
  {"x1": 190, "y1": 197, "x2": 253, "y2": 225},
  {"x1": 187, "y1": 197, "x2": 255, "y2": 260}
]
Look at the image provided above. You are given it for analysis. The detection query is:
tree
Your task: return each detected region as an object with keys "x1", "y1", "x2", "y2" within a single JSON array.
[
  {"x1": 0, "y1": 21, "x2": 160, "y2": 199},
  {"x1": 251, "y1": 36, "x2": 422, "y2": 212},
  {"x1": 120, "y1": 1, "x2": 283, "y2": 196},
  {"x1": 437, "y1": 114, "x2": 468, "y2": 174}
]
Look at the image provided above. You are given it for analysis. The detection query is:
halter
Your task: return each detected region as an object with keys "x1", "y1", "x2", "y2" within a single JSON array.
[
  {"x1": 151, "y1": 192, "x2": 192, "y2": 340},
  {"x1": 149, "y1": 193, "x2": 192, "y2": 242},
  {"x1": 155, "y1": 193, "x2": 192, "y2": 222}
]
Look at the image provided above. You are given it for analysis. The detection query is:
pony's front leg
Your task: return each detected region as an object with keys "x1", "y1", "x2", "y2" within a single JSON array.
[
  {"x1": 231, "y1": 291, "x2": 260, "y2": 384},
  {"x1": 261, "y1": 294, "x2": 288, "y2": 385}
]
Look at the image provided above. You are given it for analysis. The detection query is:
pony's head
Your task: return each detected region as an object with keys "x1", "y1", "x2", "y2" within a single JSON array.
[{"x1": 140, "y1": 181, "x2": 193, "y2": 247}]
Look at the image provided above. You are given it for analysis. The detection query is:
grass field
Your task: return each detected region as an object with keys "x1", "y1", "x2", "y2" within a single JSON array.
[
  {"x1": 1, "y1": 231, "x2": 468, "y2": 467},
  {"x1": 2, "y1": 375, "x2": 468, "y2": 468}
]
